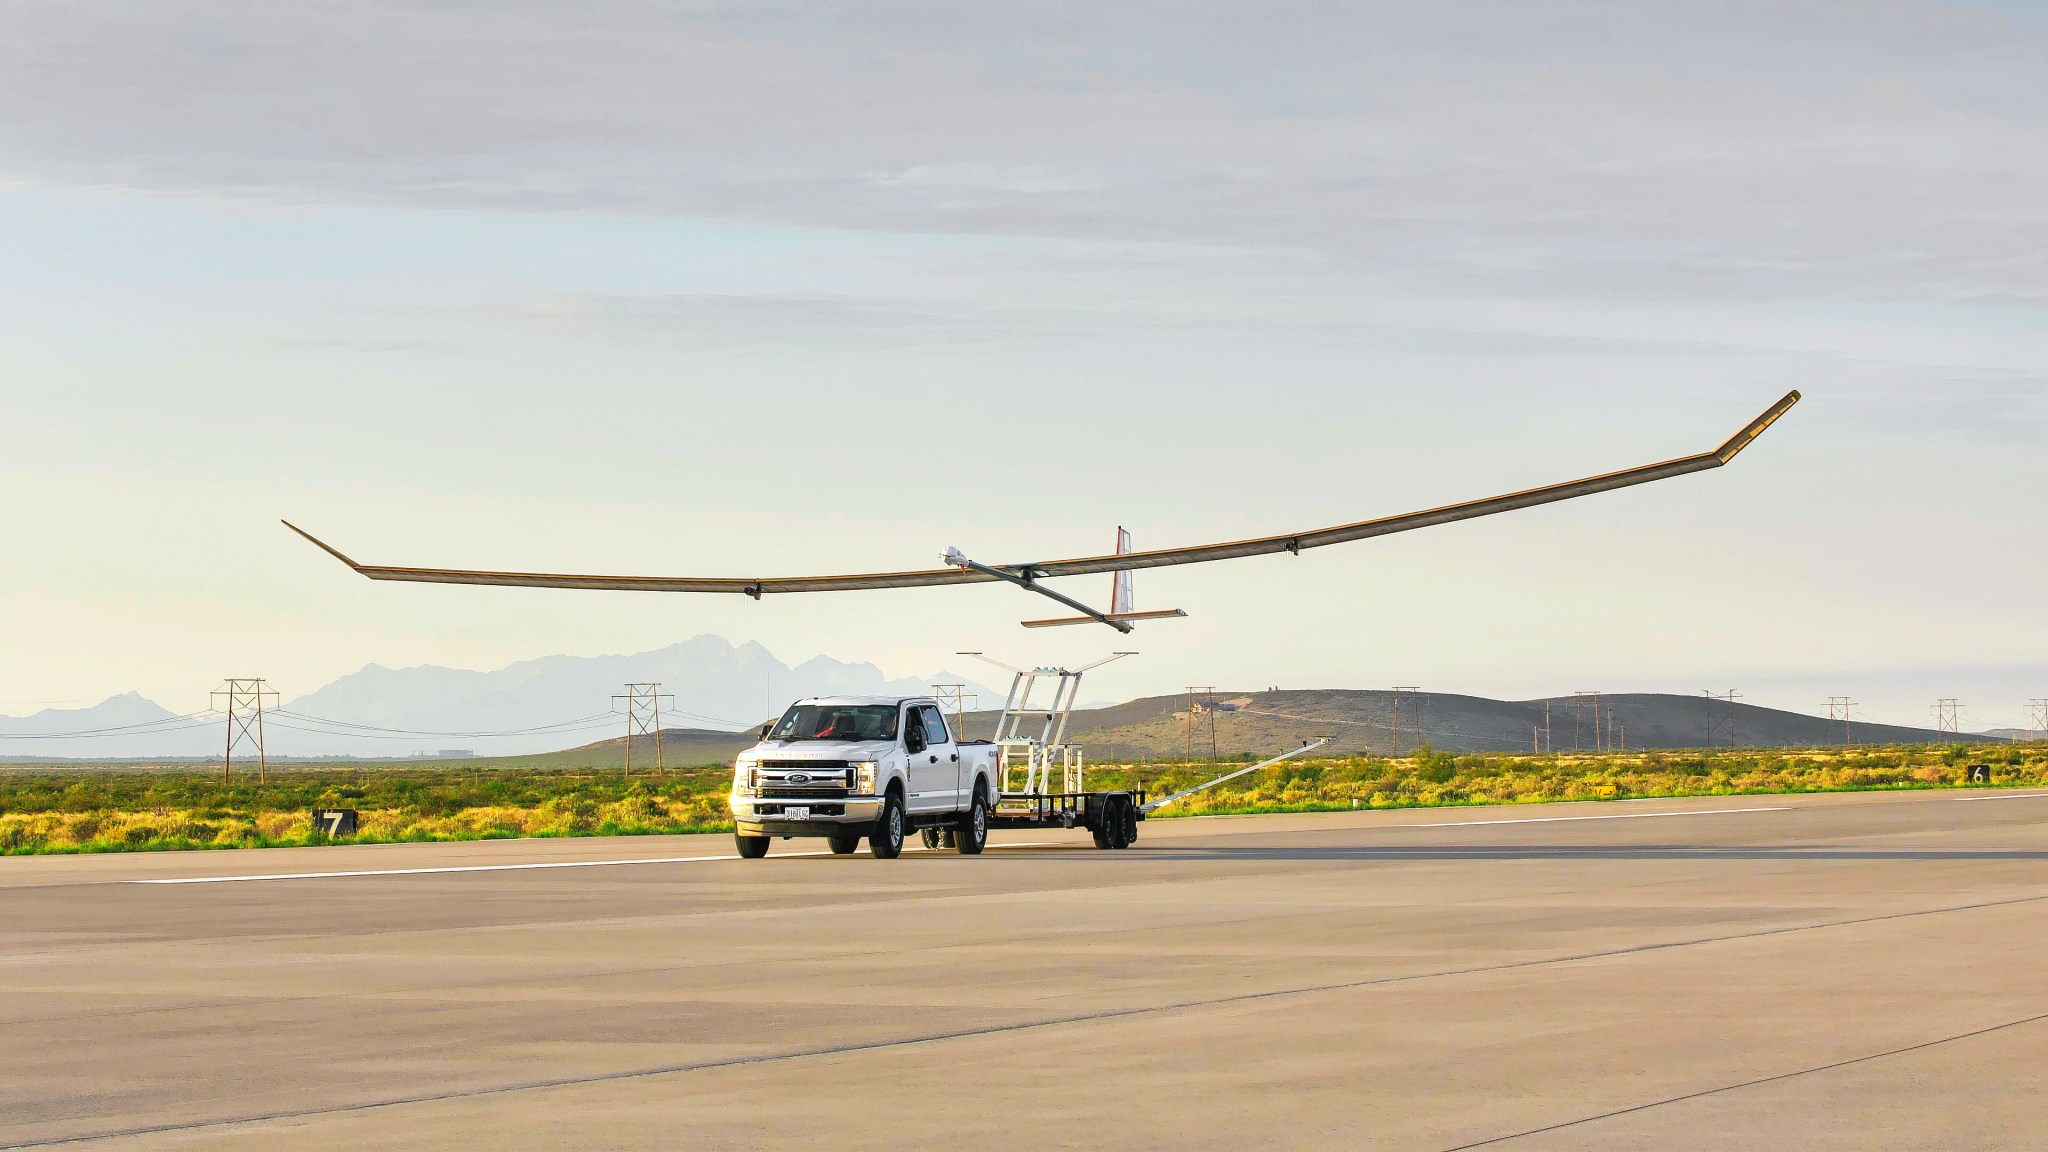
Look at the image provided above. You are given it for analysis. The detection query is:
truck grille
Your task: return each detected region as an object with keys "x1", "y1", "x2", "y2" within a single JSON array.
[
  {"x1": 760, "y1": 783, "x2": 850, "y2": 799},
  {"x1": 761, "y1": 760, "x2": 850, "y2": 774},
  {"x1": 757, "y1": 761, "x2": 854, "y2": 799}
]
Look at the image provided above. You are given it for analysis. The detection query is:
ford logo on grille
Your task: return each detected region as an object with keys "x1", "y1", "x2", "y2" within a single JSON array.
[{"x1": 788, "y1": 773, "x2": 812, "y2": 784}]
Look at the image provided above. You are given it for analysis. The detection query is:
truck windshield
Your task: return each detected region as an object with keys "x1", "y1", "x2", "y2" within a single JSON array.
[{"x1": 769, "y1": 704, "x2": 899, "y2": 742}]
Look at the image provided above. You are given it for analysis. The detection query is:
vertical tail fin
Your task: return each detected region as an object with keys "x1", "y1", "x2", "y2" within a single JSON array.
[{"x1": 1111, "y1": 527, "x2": 1134, "y2": 615}]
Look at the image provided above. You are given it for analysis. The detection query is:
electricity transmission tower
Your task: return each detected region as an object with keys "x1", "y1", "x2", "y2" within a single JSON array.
[
  {"x1": 1826, "y1": 697, "x2": 1856, "y2": 746},
  {"x1": 2031, "y1": 699, "x2": 2048, "y2": 744},
  {"x1": 1933, "y1": 698, "x2": 1962, "y2": 739},
  {"x1": 930, "y1": 684, "x2": 977, "y2": 733},
  {"x1": 1702, "y1": 690, "x2": 1742, "y2": 749},
  {"x1": 613, "y1": 683, "x2": 674, "y2": 777},
  {"x1": 929, "y1": 680, "x2": 974, "y2": 717},
  {"x1": 211, "y1": 679, "x2": 278, "y2": 784},
  {"x1": 1184, "y1": 686, "x2": 1218, "y2": 763},
  {"x1": 1391, "y1": 687, "x2": 1421, "y2": 753}
]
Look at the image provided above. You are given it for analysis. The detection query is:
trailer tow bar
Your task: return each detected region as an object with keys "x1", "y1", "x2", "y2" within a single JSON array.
[{"x1": 1139, "y1": 738, "x2": 1331, "y2": 814}]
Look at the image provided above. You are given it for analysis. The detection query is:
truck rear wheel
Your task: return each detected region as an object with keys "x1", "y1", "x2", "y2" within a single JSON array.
[
  {"x1": 735, "y1": 834, "x2": 770, "y2": 859},
  {"x1": 870, "y1": 793, "x2": 906, "y2": 859},
  {"x1": 955, "y1": 791, "x2": 987, "y2": 855},
  {"x1": 828, "y1": 833, "x2": 862, "y2": 855}
]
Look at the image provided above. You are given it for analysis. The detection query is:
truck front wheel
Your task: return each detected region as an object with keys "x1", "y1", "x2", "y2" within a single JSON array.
[
  {"x1": 870, "y1": 793, "x2": 906, "y2": 859},
  {"x1": 735, "y1": 834, "x2": 770, "y2": 859},
  {"x1": 955, "y1": 791, "x2": 987, "y2": 855},
  {"x1": 828, "y1": 833, "x2": 862, "y2": 855}
]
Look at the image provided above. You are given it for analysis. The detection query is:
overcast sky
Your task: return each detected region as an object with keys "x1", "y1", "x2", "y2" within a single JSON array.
[{"x1": 2, "y1": 1, "x2": 2044, "y2": 731}]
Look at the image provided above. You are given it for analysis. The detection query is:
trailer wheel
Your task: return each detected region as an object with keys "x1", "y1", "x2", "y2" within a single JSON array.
[
  {"x1": 735, "y1": 834, "x2": 770, "y2": 859},
  {"x1": 956, "y1": 792, "x2": 987, "y2": 855},
  {"x1": 870, "y1": 793, "x2": 906, "y2": 859},
  {"x1": 1090, "y1": 799, "x2": 1115, "y2": 850},
  {"x1": 1101, "y1": 795, "x2": 1133, "y2": 850},
  {"x1": 1120, "y1": 797, "x2": 1139, "y2": 848},
  {"x1": 920, "y1": 828, "x2": 942, "y2": 850},
  {"x1": 827, "y1": 833, "x2": 862, "y2": 855}
]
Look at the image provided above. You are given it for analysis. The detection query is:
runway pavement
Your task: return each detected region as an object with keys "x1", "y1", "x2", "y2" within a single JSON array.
[{"x1": 3, "y1": 789, "x2": 2046, "y2": 1150}]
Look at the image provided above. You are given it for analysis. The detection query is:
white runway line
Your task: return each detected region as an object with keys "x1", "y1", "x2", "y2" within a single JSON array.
[
  {"x1": 1955, "y1": 792, "x2": 2048, "y2": 802},
  {"x1": 1394, "y1": 805, "x2": 1791, "y2": 829},
  {"x1": 129, "y1": 842, "x2": 1058, "y2": 885}
]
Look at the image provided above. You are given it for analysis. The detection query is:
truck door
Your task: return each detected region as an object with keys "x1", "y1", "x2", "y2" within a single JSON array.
[
  {"x1": 921, "y1": 705, "x2": 962, "y2": 809},
  {"x1": 904, "y1": 703, "x2": 958, "y2": 813}
]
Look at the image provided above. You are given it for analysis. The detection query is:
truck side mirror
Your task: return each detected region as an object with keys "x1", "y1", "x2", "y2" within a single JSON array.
[
  {"x1": 906, "y1": 730, "x2": 925, "y2": 754},
  {"x1": 759, "y1": 723, "x2": 772, "y2": 740}
]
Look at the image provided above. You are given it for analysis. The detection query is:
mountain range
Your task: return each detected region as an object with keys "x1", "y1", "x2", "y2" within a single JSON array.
[
  {"x1": 0, "y1": 637, "x2": 1000, "y2": 759},
  {"x1": 2, "y1": 637, "x2": 2020, "y2": 763}
]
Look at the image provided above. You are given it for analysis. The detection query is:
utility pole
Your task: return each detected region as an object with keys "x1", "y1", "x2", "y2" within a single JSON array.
[
  {"x1": 613, "y1": 683, "x2": 673, "y2": 777},
  {"x1": 1392, "y1": 687, "x2": 1420, "y2": 753},
  {"x1": 1933, "y1": 698, "x2": 1962, "y2": 739},
  {"x1": 1573, "y1": 691, "x2": 1601, "y2": 752},
  {"x1": 211, "y1": 679, "x2": 278, "y2": 785},
  {"x1": 1826, "y1": 697, "x2": 1856, "y2": 746},
  {"x1": 1543, "y1": 700, "x2": 1552, "y2": 755}
]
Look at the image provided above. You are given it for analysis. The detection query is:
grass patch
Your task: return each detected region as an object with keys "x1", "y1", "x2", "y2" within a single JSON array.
[{"x1": 0, "y1": 743, "x2": 2038, "y2": 855}]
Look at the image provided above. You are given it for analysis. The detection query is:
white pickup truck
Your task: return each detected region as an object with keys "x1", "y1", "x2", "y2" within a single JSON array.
[{"x1": 729, "y1": 696, "x2": 999, "y2": 859}]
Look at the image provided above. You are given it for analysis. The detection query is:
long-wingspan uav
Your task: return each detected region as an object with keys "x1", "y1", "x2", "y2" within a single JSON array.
[{"x1": 285, "y1": 391, "x2": 1800, "y2": 633}]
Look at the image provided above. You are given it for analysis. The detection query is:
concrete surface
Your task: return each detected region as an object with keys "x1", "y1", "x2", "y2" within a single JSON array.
[{"x1": 3, "y1": 789, "x2": 2046, "y2": 1149}]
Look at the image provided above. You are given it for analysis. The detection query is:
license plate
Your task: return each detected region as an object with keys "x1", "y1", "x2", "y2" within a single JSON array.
[{"x1": 783, "y1": 806, "x2": 810, "y2": 821}]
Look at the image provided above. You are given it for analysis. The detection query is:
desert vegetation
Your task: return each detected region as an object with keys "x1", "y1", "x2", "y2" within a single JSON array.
[{"x1": 1, "y1": 743, "x2": 2040, "y2": 855}]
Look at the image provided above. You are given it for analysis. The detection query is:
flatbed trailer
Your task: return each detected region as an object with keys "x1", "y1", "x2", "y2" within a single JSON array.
[{"x1": 948, "y1": 654, "x2": 1329, "y2": 850}]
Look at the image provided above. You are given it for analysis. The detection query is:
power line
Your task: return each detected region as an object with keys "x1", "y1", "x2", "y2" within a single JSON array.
[
  {"x1": 0, "y1": 710, "x2": 221, "y2": 740},
  {"x1": 270, "y1": 708, "x2": 619, "y2": 738}
]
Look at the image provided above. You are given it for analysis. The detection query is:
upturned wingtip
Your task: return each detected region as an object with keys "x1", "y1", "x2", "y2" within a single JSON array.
[
  {"x1": 281, "y1": 521, "x2": 363, "y2": 571},
  {"x1": 1714, "y1": 390, "x2": 1803, "y2": 463}
]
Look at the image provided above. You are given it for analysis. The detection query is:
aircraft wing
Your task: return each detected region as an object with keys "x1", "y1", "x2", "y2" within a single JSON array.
[{"x1": 285, "y1": 390, "x2": 1798, "y2": 595}]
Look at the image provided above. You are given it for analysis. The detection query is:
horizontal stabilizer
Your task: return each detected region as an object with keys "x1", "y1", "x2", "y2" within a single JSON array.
[{"x1": 1021, "y1": 608, "x2": 1187, "y2": 629}]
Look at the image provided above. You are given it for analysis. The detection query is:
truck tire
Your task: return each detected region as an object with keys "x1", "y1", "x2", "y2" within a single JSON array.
[
  {"x1": 955, "y1": 791, "x2": 988, "y2": 855},
  {"x1": 870, "y1": 792, "x2": 906, "y2": 859},
  {"x1": 828, "y1": 833, "x2": 862, "y2": 855},
  {"x1": 735, "y1": 834, "x2": 770, "y2": 859}
]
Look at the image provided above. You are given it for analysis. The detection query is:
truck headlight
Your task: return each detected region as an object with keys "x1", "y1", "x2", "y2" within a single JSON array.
[
  {"x1": 734, "y1": 764, "x2": 758, "y2": 797},
  {"x1": 853, "y1": 761, "x2": 877, "y2": 795}
]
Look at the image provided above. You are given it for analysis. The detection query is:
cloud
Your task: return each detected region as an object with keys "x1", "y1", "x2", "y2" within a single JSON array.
[
  {"x1": 483, "y1": 291, "x2": 958, "y2": 346},
  {"x1": 1, "y1": 1, "x2": 2045, "y2": 306}
]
